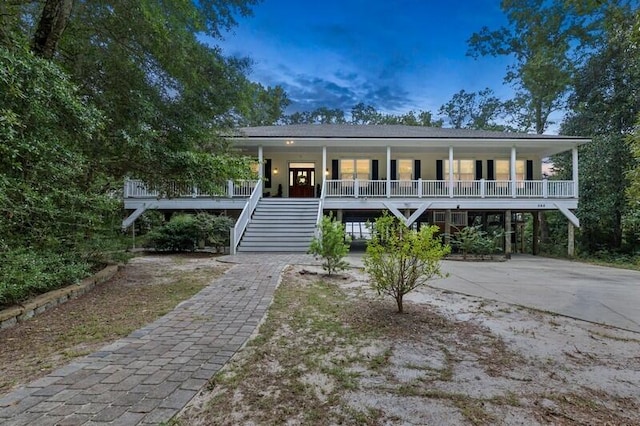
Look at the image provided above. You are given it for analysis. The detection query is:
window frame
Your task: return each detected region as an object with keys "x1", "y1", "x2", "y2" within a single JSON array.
[
  {"x1": 444, "y1": 159, "x2": 475, "y2": 181},
  {"x1": 340, "y1": 159, "x2": 370, "y2": 181},
  {"x1": 495, "y1": 159, "x2": 525, "y2": 181}
]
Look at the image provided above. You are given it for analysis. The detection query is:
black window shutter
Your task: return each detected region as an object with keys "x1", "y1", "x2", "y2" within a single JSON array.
[
  {"x1": 487, "y1": 160, "x2": 494, "y2": 180},
  {"x1": 436, "y1": 160, "x2": 443, "y2": 180},
  {"x1": 414, "y1": 159, "x2": 421, "y2": 179},
  {"x1": 264, "y1": 159, "x2": 272, "y2": 188},
  {"x1": 475, "y1": 160, "x2": 483, "y2": 180},
  {"x1": 372, "y1": 160, "x2": 379, "y2": 180},
  {"x1": 390, "y1": 160, "x2": 397, "y2": 180},
  {"x1": 331, "y1": 159, "x2": 339, "y2": 180},
  {"x1": 526, "y1": 160, "x2": 533, "y2": 180}
]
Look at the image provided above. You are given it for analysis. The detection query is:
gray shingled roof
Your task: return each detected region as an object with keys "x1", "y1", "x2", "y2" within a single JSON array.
[{"x1": 234, "y1": 124, "x2": 586, "y2": 140}]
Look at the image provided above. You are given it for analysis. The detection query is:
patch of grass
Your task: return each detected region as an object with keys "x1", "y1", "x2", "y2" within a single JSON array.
[
  {"x1": 394, "y1": 383, "x2": 497, "y2": 425},
  {"x1": 368, "y1": 347, "x2": 393, "y2": 371},
  {"x1": 455, "y1": 398, "x2": 496, "y2": 426},
  {"x1": 548, "y1": 318, "x2": 561, "y2": 327},
  {"x1": 439, "y1": 348, "x2": 455, "y2": 381},
  {"x1": 342, "y1": 406, "x2": 384, "y2": 424},
  {"x1": 322, "y1": 365, "x2": 360, "y2": 390},
  {"x1": 576, "y1": 254, "x2": 640, "y2": 271},
  {"x1": 589, "y1": 329, "x2": 640, "y2": 343},
  {"x1": 490, "y1": 390, "x2": 521, "y2": 407},
  {"x1": 61, "y1": 348, "x2": 92, "y2": 360}
]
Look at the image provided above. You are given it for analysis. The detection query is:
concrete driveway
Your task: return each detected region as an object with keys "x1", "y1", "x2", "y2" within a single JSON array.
[{"x1": 348, "y1": 254, "x2": 640, "y2": 333}]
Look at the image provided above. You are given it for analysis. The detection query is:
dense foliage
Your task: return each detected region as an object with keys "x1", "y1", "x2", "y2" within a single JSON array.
[
  {"x1": 0, "y1": 1, "x2": 286, "y2": 303},
  {"x1": 557, "y1": 5, "x2": 640, "y2": 253},
  {"x1": 364, "y1": 214, "x2": 450, "y2": 313}
]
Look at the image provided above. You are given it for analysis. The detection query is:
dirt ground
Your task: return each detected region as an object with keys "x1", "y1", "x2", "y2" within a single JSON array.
[
  {"x1": 0, "y1": 253, "x2": 228, "y2": 395},
  {"x1": 179, "y1": 264, "x2": 640, "y2": 426}
]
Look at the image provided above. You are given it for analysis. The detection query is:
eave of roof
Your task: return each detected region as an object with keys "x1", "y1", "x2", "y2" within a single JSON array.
[
  {"x1": 232, "y1": 124, "x2": 590, "y2": 142},
  {"x1": 229, "y1": 124, "x2": 590, "y2": 158}
]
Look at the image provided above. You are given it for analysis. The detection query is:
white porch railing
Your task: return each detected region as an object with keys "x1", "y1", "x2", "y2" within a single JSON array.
[
  {"x1": 124, "y1": 179, "x2": 258, "y2": 198},
  {"x1": 324, "y1": 179, "x2": 576, "y2": 199},
  {"x1": 230, "y1": 179, "x2": 263, "y2": 255}
]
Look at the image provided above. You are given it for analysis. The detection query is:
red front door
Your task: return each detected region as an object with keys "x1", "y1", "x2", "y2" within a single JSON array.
[{"x1": 289, "y1": 168, "x2": 315, "y2": 197}]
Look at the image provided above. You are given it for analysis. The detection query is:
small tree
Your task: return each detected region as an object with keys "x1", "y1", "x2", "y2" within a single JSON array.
[
  {"x1": 309, "y1": 214, "x2": 351, "y2": 276},
  {"x1": 364, "y1": 214, "x2": 450, "y2": 313}
]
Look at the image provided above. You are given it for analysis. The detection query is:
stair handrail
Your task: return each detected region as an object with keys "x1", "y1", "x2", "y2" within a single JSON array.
[
  {"x1": 314, "y1": 180, "x2": 326, "y2": 239},
  {"x1": 230, "y1": 179, "x2": 263, "y2": 254}
]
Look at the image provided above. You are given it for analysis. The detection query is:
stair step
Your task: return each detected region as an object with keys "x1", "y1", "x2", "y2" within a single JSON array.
[
  {"x1": 237, "y1": 247, "x2": 308, "y2": 253},
  {"x1": 253, "y1": 210, "x2": 317, "y2": 219},
  {"x1": 255, "y1": 207, "x2": 318, "y2": 211},
  {"x1": 239, "y1": 242, "x2": 310, "y2": 248},
  {"x1": 237, "y1": 198, "x2": 319, "y2": 252},
  {"x1": 244, "y1": 229, "x2": 314, "y2": 234},
  {"x1": 246, "y1": 223, "x2": 315, "y2": 228},
  {"x1": 256, "y1": 207, "x2": 317, "y2": 211},
  {"x1": 248, "y1": 219, "x2": 316, "y2": 224},
  {"x1": 243, "y1": 237, "x2": 313, "y2": 241}
]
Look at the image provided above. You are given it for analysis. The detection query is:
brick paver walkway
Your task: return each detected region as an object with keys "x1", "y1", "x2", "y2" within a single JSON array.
[{"x1": 0, "y1": 254, "x2": 315, "y2": 425}]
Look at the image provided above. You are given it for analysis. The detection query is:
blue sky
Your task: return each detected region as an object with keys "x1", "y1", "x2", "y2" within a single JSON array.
[{"x1": 214, "y1": 0, "x2": 515, "y2": 118}]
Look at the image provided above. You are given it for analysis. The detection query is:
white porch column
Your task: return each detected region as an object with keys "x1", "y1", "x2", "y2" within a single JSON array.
[
  {"x1": 386, "y1": 146, "x2": 391, "y2": 198},
  {"x1": 510, "y1": 146, "x2": 517, "y2": 198},
  {"x1": 322, "y1": 146, "x2": 327, "y2": 184},
  {"x1": 258, "y1": 145, "x2": 264, "y2": 180},
  {"x1": 448, "y1": 146, "x2": 454, "y2": 198},
  {"x1": 572, "y1": 147, "x2": 579, "y2": 198}
]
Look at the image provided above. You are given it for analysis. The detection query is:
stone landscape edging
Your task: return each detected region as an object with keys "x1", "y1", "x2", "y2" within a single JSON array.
[{"x1": 0, "y1": 264, "x2": 120, "y2": 330}]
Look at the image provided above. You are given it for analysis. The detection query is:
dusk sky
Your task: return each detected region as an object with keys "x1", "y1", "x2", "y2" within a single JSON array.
[{"x1": 213, "y1": 0, "x2": 516, "y2": 120}]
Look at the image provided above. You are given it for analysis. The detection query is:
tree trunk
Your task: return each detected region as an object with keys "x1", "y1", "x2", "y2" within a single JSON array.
[
  {"x1": 32, "y1": 0, "x2": 74, "y2": 59},
  {"x1": 396, "y1": 295, "x2": 403, "y2": 313}
]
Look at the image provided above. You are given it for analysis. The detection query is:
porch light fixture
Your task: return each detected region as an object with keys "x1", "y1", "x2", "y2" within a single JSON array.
[
  {"x1": 273, "y1": 167, "x2": 279, "y2": 175},
  {"x1": 325, "y1": 168, "x2": 329, "y2": 176}
]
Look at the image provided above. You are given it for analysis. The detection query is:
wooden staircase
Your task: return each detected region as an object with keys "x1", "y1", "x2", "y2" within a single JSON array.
[{"x1": 237, "y1": 198, "x2": 319, "y2": 253}]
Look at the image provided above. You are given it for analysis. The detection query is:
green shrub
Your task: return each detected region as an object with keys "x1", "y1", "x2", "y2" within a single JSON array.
[
  {"x1": 147, "y1": 214, "x2": 200, "y2": 251},
  {"x1": 146, "y1": 213, "x2": 235, "y2": 252},
  {"x1": 0, "y1": 250, "x2": 90, "y2": 307},
  {"x1": 451, "y1": 225, "x2": 503, "y2": 259},
  {"x1": 309, "y1": 214, "x2": 351, "y2": 275},
  {"x1": 195, "y1": 213, "x2": 235, "y2": 252},
  {"x1": 364, "y1": 214, "x2": 450, "y2": 313}
]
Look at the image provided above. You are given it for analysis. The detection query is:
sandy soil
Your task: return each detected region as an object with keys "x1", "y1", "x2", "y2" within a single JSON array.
[{"x1": 180, "y1": 263, "x2": 640, "y2": 425}]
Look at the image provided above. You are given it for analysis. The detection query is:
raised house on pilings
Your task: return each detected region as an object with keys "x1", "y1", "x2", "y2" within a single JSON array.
[{"x1": 122, "y1": 124, "x2": 588, "y2": 255}]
